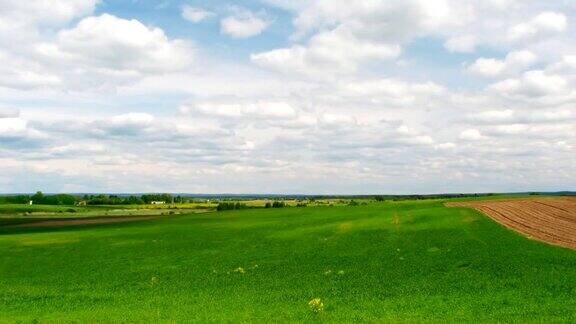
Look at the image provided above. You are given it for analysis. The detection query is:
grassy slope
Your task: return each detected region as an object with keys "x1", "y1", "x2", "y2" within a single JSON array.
[
  {"x1": 1, "y1": 200, "x2": 575, "y2": 322},
  {"x1": 0, "y1": 205, "x2": 211, "y2": 226}
]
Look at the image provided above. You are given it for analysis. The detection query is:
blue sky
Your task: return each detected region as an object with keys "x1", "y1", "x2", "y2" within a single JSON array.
[
  {"x1": 0, "y1": 0, "x2": 574, "y2": 194},
  {"x1": 96, "y1": 0, "x2": 293, "y2": 58}
]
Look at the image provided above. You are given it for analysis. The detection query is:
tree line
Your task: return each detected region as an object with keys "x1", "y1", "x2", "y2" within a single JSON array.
[{"x1": 0, "y1": 192, "x2": 185, "y2": 206}]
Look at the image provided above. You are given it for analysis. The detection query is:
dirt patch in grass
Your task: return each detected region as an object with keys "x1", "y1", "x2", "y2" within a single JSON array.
[
  {"x1": 8, "y1": 216, "x2": 159, "y2": 228},
  {"x1": 447, "y1": 197, "x2": 576, "y2": 249}
]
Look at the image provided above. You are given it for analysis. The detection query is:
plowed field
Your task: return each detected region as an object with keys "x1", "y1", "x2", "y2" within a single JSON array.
[{"x1": 447, "y1": 197, "x2": 576, "y2": 249}]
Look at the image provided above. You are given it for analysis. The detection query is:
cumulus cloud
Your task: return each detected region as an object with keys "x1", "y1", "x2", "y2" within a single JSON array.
[
  {"x1": 0, "y1": 116, "x2": 48, "y2": 150},
  {"x1": 252, "y1": 0, "x2": 464, "y2": 77},
  {"x1": 252, "y1": 29, "x2": 401, "y2": 77},
  {"x1": 340, "y1": 78, "x2": 444, "y2": 100},
  {"x1": 1, "y1": 0, "x2": 575, "y2": 193},
  {"x1": 468, "y1": 50, "x2": 537, "y2": 78},
  {"x1": 51, "y1": 14, "x2": 194, "y2": 74},
  {"x1": 459, "y1": 129, "x2": 485, "y2": 141},
  {"x1": 0, "y1": 14, "x2": 197, "y2": 91},
  {"x1": 180, "y1": 100, "x2": 297, "y2": 119},
  {"x1": 489, "y1": 70, "x2": 571, "y2": 99},
  {"x1": 0, "y1": 108, "x2": 19, "y2": 118},
  {"x1": 220, "y1": 8, "x2": 273, "y2": 39},
  {"x1": 0, "y1": 0, "x2": 97, "y2": 30},
  {"x1": 466, "y1": 109, "x2": 575, "y2": 125},
  {"x1": 508, "y1": 11, "x2": 568, "y2": 44},
  {"x1": 0, "y1": 118, "x2": 27, "y2": 136},
  {"x1": 444, "y1": 35, "x2": 476, "y2": 53},
  {"x1": 182, "y1": 5, "x2": 214, "y2": 23}
]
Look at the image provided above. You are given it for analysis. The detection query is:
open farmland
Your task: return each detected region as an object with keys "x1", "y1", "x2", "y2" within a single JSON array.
[
  {"x1": 1, "y1": 198, "x2": 576, "y2": 322},
  {"x1": 447, "y1": 197, "x2": 576, "y2": 249}
]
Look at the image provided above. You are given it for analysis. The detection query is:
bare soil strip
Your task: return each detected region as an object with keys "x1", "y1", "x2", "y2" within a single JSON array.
[
  {"x1": 447, "y1": 197, "x2": 576, "y2": 249},
  {"x1": 9, "y1": 216, "x2": 159, "y2": 228}
]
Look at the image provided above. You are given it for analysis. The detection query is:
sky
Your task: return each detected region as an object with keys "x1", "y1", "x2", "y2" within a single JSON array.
[{"x1": 0, "y1": 0, "x2": 574, "y2": 194}]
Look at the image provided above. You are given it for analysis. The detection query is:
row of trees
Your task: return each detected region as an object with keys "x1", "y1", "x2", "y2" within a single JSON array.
[
  {"x1": 265, "y1": 201, "x2": 287, "y2": 208},
  {"x1": 80, "y1": 194, "x2": 183, "y2": 205},
  {"x1": 0, "y1": 192, "x2": 186, "y2": 206},
  {"x1": 0, "y1": 192, "x2": 76, "y2": 205},
  {"x1": 216, "y1": 202, "x2": 248, "y2": 211}
]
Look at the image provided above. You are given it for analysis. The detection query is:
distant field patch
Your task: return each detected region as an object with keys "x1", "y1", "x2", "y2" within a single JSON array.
[
  {"x1": 7, "y1": 216, "x2": 159, "y2": 228},
  {"x1": 447, "y1": 197, "x2": 576, "y2": 249}
]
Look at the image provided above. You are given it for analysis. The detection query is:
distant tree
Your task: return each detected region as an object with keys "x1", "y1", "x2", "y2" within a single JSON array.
[
  {"x1": 217, "y1": 202, "x2": 247, "y2": 211},
  {"x1": 126, "y1": 196, "x2": 144, "y2": 205},
  {"x1": 0, "y1": 195, "x2": 31, "y2": 204},
  {"x1": 31, "y1": 191, "x2": 45, "y2": 204},
  {"x1": 272, "y1": 201, "x2": 286, "y2": 208},
  {"x1": 52, "y1": 194, "x2": 76, "y2": 205}
]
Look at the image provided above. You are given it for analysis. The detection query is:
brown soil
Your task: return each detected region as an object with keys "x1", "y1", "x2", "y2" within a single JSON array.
[
  {"x1": 10, "y1": 216, "x2": 158, "y2": 228},
  {"x1": 447, "y1": 197, "x2": 576, "y2": 249}
]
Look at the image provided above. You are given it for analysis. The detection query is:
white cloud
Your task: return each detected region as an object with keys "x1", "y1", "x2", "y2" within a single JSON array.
[
  {"x1": 110, "y1": 113, "x2": 155, "y2": 128},
  {"x1": 468, "y1": 50, "x2": 537, "y2": 77},
  {"x1": 444, "y1": 35, "x2": 476, "y2": 53},
  {"x1": 469, "y1": 58, "x2": 506, "y2": 77},
  {"x1": 252, "y1": 28, "x2": 401, "y2": 77},
  {"x1": 87, "y1": 113, "x2": 157, "y2": 137},
  {"x1": 48, "y1": 143, "x2": 106, "y2": 156},
  {"x1": 319, "y1": 113, "x2": 356, "y2": 127},
  {"x1": 0, "y1": 50, "x2": 62, "y2": 89},
  {"x1": 180, "y1": 100, "x2": 297, "y2": 119},
  {"x1": 0, "y1": 0, "x2": 97, "y2": 28},
  {"x1": 548, "y1": 55, "x2": 576, "y2": 74},
  {"x1": 490, "y1": 70, "x2": 570, "y2": 98},
  {"x1": 459, "y1": 129, "x2": 485, "y2": 141},
  {"x1": 220, "y1": 8, "x2": 272, "y2": 39},
  {"x1": 0, "y1": 14, "x2": 197, "y2": 91},
  {"x1": 182, "y1": 5, "x2": 214, "y2": 23},
  {"x1": 467, "y1": 109, "x2": 575, "y2": 125},
  {"x1": 508, "y1": 11, "x2": 568, "y2": 44},
  {"x1": 0, "y1": 118, "x2": 27, "y2": 135},
  {"x1": 1, "y1": 0, "x2": 575, "y2": 193},
  {"x1": 53, "y1": 14, "x2": 194, "y2": 74},
  {"x1": 252, "y1": 0, "x2": 465, "y2": 78},
  {"x1": 337, "y1": 78, "x2": 444, "y2": 107},
  {"x1": 0, "y1": 108, "x2": 19, "y2": 118},
  {"x1": 0, "y1": 116, "x2": 47, "y2": 148}
]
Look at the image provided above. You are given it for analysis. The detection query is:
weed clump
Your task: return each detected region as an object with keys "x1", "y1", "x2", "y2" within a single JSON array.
[{"x1": 308, "y1": 298, "x2": 324, "y2": 313}]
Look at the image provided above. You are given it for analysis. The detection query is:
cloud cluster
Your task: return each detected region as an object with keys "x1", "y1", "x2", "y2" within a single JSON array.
[
  {"x1": 508, "y1": 11, "x2": 567, "y2": 44},
  {"x1": 0, "y1": 3, "x2": 195, "y2": 92},
  {"x1": 182, "y1": 5, "x2": 214, "y2": 23},
  {"x1": 468, "y1": 51, "x2": 537, "y2": 78},
  {"x1": 0, "y1": 0, "x2": 574, "y2": 193},
  {"x1": 253, "y1": 0, "x2": 457, "y2": 77},
  {"x1": 220, "y1": 7, "x2": 273, "y2": 39}
]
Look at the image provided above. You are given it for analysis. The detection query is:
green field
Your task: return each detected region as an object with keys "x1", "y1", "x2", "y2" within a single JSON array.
[{"x1": 1, "y1": 199, "x2": 575, "y2": 322}]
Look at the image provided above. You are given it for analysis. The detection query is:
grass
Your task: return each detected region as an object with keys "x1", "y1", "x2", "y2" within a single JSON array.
[
  {"x1": 1, "y1": 199, "x2": 575, "y2": 322},
  {"x1": 0, "y1": 204, "x2": 212, "y2": 224}
]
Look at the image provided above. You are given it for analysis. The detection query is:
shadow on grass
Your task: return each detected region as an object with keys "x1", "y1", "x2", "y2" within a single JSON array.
[{"x1": 0, "y1": 215, "x2": 181, "y2": 236}]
